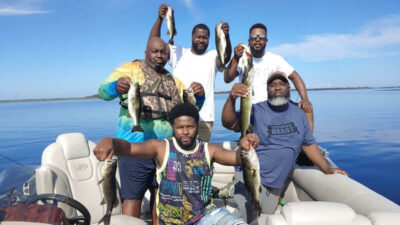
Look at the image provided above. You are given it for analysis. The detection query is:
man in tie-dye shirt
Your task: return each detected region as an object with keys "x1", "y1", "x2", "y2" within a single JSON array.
[{"x1": 98, "y1": 37, "x2": 204, "y2": 224}]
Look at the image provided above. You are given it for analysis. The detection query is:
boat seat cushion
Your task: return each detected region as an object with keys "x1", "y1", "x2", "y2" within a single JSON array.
[
  {"x1": 367, "y1": 211, "x2": 400, "y2": 225},
  {"x1": 266, "y1": 201, "x2": 372, "y2": 225}
]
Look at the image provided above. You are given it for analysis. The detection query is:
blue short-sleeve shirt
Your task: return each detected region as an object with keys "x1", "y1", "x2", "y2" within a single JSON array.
[{"x1": 250, "y1": 101, "x2": 315, "y2": 188}]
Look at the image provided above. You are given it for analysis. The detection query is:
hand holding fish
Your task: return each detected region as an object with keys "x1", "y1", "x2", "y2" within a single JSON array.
[
  {"x1": 219, "y1": 22, "x2": 230, "y2": 36},
  {"x1": 233, "y1": 44, "x2": 245, "y2": 60},
  {"x1": 230, "y1": 83, "x2": 249, "y2": 99},
  {"x1": 116, "y1": 77, "x2": 131, "y2": 94},
  {"x1": 158, "y1": 4, "x2": 168, "y2": 19},
  {"x1": 239, "y1": 133, "x2": 259, "y2": 151},
  {"x1": 94, "y1": 137, "x2": 115, "y2": 161},
  {"x1": 190, "y1": 82, "x2": 204, "y2": 97}
]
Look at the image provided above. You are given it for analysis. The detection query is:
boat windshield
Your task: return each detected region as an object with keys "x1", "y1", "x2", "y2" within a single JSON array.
[{"x1": 0, "y1": 165, "x2": 38, "y2": 206}]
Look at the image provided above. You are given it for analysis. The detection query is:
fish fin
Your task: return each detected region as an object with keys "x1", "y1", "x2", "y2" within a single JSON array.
[
  {"x1": 132, "y1": 125, "x2": 144, "y2": 132},
  {"x1": 259, "y1": 185, "x2": 262, "y2": 193},
  {"x1": 252, "y1": 169, "x2": 257, "y2": 177},
  {"x1": 100, "y1": 198, "x2": 106, "y2": 205},
  {"x1": 98, "y1": 178, "x2": 104, "y2": 185},
  {"x1": 113, "y1": 198, "x2": 119, "y2": 208},
  {"x1": 174, "y1": 28, "x2": 177, "y2": 36},
  {"x1": 247, "y1": 124, "x2": 254, "y2": 133}
]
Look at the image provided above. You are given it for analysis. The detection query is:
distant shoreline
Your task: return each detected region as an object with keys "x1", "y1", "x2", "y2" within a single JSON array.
[{"x1": 1, "y1": 86, "x2": 399, "y2": 103}]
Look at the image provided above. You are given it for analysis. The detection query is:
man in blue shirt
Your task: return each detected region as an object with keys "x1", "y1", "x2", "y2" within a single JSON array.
[{"x1": 221, "y1": 71, "x2": 348, "y2": 222}]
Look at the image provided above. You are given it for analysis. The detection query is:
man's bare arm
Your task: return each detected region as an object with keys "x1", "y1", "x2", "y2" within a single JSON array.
[
  {"x1": 302, "y1": 144, "x2": 348, "y2": 176},
  {"x1": 222, "y1": 83, "x2": 248, "y2": 131},
  {"x1": 224, "y1": 44, "x2": 243, "y2": 83},
  {"x1": 288, "y1": 71, "x2": 313, "y2": 113},
  {"x1": 149, "y1": 4, "x2": 168, "y2": 39},
  {"x1": 94, "y1": 138, "x2": 165, "y2": 166},
  {"x1": 209, "y1": 133, "x2": 259, "y2": 166}
]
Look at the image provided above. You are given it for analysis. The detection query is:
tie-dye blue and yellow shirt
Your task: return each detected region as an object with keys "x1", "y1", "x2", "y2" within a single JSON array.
[{"x1": 98, "y1": 61, "x2": 204, "y2": 142}]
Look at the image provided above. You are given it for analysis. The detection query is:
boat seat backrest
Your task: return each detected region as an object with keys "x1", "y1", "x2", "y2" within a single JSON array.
[
  {"x1": 266, "y1": 201, "x2": 372, "y2": 225},
  {"x1": 35, "y1": 133, "x2": 122, "y2": 224}
]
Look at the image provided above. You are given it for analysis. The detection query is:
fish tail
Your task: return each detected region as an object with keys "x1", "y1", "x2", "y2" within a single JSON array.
[
  {"x1": 132, "y1": 125, "x2": 144, "y2": 133},
  {"x1": 168, "y1": 39, "x2": 174, "y2": 45},
  {"x1": 98, "y1": 214, "x2": 111, "y2": 225},
  {"x1": 252, "y1": 200, "x2": 261, "y2": 216}
]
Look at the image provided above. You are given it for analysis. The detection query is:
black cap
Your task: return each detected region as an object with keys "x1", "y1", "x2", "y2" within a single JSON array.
[
  {"x1": 267, "y1": 71, "x2": 289, "y2": 85},
  {"x1": 168, "y1": 103, "x2": 199, "y2": 124}
]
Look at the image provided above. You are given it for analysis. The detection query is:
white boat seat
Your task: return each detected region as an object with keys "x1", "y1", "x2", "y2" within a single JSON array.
[
  {"x1": 266, "y1": 201, "x2": 372, "y2": 225},
  {"x1": 292, "y1": 168, "x2": 400, "y2": 225},
  {"x1": 35, "y1": 133, "x2": 146, "y2": 225}
]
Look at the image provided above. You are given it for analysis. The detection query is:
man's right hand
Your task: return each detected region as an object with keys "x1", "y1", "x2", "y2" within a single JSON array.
[
  {"x1": 233, "y1": 44, "x2": 244, "y2": 60},
  {"x1": 158, "y1": 4, "x2": 168, "y2": 19},
  {"x1": 116, "y1": 77, "x2": 131, "y2": 94},
  {"x1": 93, "y1": 137, "x2": 114, "y2": 161},
  {"x1": 230, "y1": 83, "x2": 249, "y2": 99},
  {"x1": 239, "y1": 133, "x2": 259, "y2": 151}
]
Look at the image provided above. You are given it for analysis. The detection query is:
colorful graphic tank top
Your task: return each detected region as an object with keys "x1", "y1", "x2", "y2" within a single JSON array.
[{"x1": 156, "y1": 137, "x2": 215, "y2": 225}]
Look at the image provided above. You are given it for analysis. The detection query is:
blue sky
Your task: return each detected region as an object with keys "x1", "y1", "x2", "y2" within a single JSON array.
[{"x1": 1, "y1": 0, "x2": 400, "y2": 100}]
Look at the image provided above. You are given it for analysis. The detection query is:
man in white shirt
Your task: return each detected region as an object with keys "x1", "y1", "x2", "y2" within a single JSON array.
[
  {"x1": 224, "y1": 23, "x2": 313, "y2": 131},
  {"x1": 150, "y1": 4, "x2": 232, "y2": 141}
]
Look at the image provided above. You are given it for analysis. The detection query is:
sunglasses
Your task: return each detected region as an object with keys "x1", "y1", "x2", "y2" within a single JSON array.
[{"x1": 250, "y1": 34, "x2": 266, "y2": 40}]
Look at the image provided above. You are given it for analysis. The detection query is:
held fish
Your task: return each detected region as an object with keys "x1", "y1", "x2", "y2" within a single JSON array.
[
  {"x1": 215, "y1": 22, "x2": 227, "y2": 70},
  {"x1": 127, "y1": 82, "x2": 144, "y2": 132},
  {"x1": 165, "y1": 6, "x2": 177, "y2": 45},
  {"x1": 183, "y1": 87, "x2": 197, "y2": 107},
  {"x1": 239, "y1": 43, "x2": 254, "y2": 138},
  {"x1": 98, "y1": 159, "x2": 118, "y2": 225},
  {"x1": 241, "y1": 147, "x2": 262, "y2": 215}
]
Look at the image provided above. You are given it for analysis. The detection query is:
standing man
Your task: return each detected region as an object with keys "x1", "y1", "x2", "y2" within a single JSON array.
[
  {"x1": 98, "y1": 37, "x2": 204, "y2": 224},
  {"x1": 94, "y1": 103, "x2": 257, "y2": 225},
  {"x1": 149, "y1": 4, "x2": 232, "y2": 142},
  {"x1": 224, "y1": 23, "x2": 314, "y2": 131},
  {"x1": 222, "y1": 72, "x2": 348, "y2": 222}
]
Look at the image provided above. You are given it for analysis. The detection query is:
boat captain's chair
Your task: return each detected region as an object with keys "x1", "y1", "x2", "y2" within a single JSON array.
[{"x1": 35, "y1": 133, "x2": 147, "y2": 225}]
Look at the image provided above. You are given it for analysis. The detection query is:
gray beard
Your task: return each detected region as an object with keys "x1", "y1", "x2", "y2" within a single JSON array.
[{"x1": 268, "y1": 97, "x2": 289, "y2": 106}]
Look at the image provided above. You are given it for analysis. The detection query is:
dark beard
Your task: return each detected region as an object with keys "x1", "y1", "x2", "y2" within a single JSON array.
[
  {"x1": 250, "y1": 46, "x2": 265, "y2": 58},
  {"x1": 174, "y1": 130, "x2": 198, "y2": 150},
  {"x1": 192, "y1": 42, "x2": 207, "y2": 55},
  {"x1": 145, "y1": 58, "x2": 165, "y2": 73}
]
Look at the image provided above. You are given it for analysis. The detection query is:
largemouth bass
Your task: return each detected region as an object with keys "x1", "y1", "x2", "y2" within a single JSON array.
[
  {"x1": 183, "y1": 87, "x2": 197, "y2": 108},
  {"x1": 127, "y1": 82, "x2": 144, "y2": 132},
  {"x1": 215, "y1": 22, "x2": 227, "y2": 70},
  {"x1": 165, "y1": 6, "x2": 177, "y2": 45},
  {"x1": 241, "y1": 147, "x2": 261, "y2": 215},
  {"x1": 98, "y1": 159, "x2": 118, "y2": 225},
  {"x1": 239, "y1": 43, "x2": 254, "y2": 138}
]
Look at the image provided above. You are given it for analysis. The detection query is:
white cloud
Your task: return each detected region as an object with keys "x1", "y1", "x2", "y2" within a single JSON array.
[
  {"x1": 181, "y1": 0, "x2": 194, "y2": 10},
  {"x1": 0, "y1": 0, "x2": 51, "y2": 16},
  {"x1": 270, "y1": 15, "x2": 400, "y2": 62}
]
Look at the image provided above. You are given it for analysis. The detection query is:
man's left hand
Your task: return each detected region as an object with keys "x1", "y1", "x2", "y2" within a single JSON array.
[
  {"x1": 220, "y1": 22, "x2": 229, "y2": 36},
  {"x1": 298, "y1": 99, "x2": 313, "y2": 113},
  {"x1": 190, "y1": 82, "x2": 204, "y2": 97},
  {"x1": 239, "y1": 133, "x2": 259, "y2": 151},
  {"x1": 327, "y1": 168, "x2": 349, "y2": 176}
]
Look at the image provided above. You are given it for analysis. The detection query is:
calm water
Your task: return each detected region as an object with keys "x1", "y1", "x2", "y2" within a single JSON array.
[{"x1": 0, "y1": 89, "x2": 399, "y2": 204}]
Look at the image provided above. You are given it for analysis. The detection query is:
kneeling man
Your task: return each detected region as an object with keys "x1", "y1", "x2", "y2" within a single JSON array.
[{"x1": 94, "y1": 103, "x2": 257, "y2": 225}]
